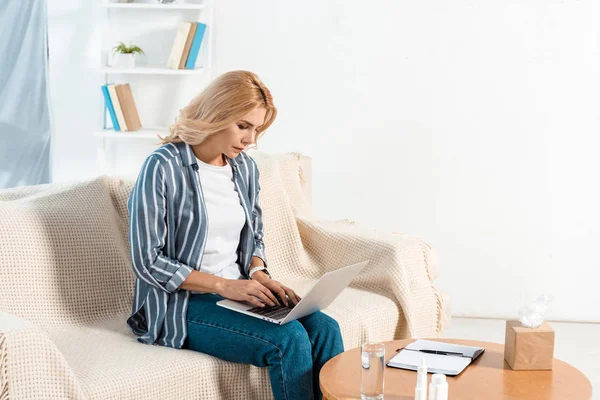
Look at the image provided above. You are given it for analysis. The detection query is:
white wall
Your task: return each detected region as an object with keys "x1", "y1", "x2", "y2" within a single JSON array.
[{"x1": 48, "y1": 0, "x2": 600, "y2": 322}]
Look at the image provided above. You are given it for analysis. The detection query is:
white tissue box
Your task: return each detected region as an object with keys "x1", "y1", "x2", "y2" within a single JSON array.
[{"x1": 504, "y1": 320, "x2": 555, "y2": 370}]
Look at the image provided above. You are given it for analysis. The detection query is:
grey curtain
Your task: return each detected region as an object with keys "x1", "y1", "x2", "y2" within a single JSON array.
[{"x1": 0, "y1": 0, "x2": 51, "y2": 189}]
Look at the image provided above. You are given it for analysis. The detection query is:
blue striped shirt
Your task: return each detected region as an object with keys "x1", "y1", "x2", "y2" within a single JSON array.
[{"x1": 126, "y1": 141, "x2": 267, "y2": 348}]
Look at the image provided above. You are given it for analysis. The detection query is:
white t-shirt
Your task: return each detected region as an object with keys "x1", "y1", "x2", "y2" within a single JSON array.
[{"x1": 195, "y1": 156, "x2": 246, "y2": 281}]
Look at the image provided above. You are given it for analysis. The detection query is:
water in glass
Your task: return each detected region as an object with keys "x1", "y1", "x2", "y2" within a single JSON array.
[{"x1": 360, "y1": 342, "x2": 385, "y2": 400}]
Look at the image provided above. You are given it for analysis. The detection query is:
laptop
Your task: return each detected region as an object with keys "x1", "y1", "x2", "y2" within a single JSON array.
[{"x1": 216, "y1": 260, "x2": 369, "y2": 325}]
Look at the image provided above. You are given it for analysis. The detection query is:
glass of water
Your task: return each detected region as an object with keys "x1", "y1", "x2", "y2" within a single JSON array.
[{"x1": 360, "y1": 342, "x2": 385, "y2": 400}]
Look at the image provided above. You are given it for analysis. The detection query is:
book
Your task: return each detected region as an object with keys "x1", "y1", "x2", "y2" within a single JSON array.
[
  {"x1": 114, "y1": 83, "x2": 142, "y2": 131},
  {"x1": 101, "y1": 84, "x2": 120, "y2": 131},
  {"x1": 107, "y1": 84, "x2": 128, "y2": 131},
  {"x1": 179, "y1": 22, "x2": 197, "y2": 69},
  {"x1": 387, "y1": 340, "x2": 485, "y2": 376},
  {"x1": 167, "y1": 22, "x2": 193, "y2": 69},
  {"x1": 185, "y1": 22, "x2": 206, "y2": 69}
]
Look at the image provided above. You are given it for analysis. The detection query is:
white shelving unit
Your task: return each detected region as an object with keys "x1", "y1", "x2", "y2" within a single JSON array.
[
  {"x1": 94, "y1": 127, "x2": 166, "y2": 139},
  {"x1": 98, "y1": 2, "x2": 206, "y2": 10},
  {"x1": 98, "y1": 66, "x2": 205, "y2": 75},
  {"x1": 96, "y1": 0, "x2": 213, "y2": 175}
]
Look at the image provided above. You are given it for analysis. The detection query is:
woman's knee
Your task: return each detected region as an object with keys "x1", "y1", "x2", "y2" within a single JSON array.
[
  {"x1": 320, "y1": 312, "x2": 341, "y2": 330},
  {"x1": 281, "y1": 320, "x2": 310, "y2": 340},
  {"x1": 322, "y1": 314, "x2": 343, "y2": 342},
  {"x1": 307, "y1": 312, "x2": 344, "y2": 351},
  {"x1": 278, "y1": 321, "x2": 312, "y2": 353},
  {"x1": 304, "y1": 311, "x2": 342, "y2": 333}
]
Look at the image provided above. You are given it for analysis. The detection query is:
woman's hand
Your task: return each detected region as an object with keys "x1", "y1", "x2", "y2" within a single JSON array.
[
  {"x1": 218, "y1": 279, "x2": 280, "y2": 308},
  {"x1": 251, "y1": 272, "x2": 302, "y2": 307}
]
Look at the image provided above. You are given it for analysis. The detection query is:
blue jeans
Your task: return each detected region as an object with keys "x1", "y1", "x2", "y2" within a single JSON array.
[{"x1": 182, "y1": 293, "x2": 345, "y2": 400}]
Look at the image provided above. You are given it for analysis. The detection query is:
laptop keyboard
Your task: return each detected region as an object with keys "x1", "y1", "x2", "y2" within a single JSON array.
[{"x1": 247, "y1": 303, "x2": 296, "y2": 320}]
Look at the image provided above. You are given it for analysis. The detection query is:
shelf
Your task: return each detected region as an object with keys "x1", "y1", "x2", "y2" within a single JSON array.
[
  {"x1": 98, "y1": 2, "x2": 207, "y2": 10},
  {"x1": 99, "y1": 66, "x2": 204, "y2": 75},
  {"x1": 95, "y1": 128, "x2": 168, "y2": 139},
  {"x1": 97, "y1": 0, "x2": 213, "y2": 175}
]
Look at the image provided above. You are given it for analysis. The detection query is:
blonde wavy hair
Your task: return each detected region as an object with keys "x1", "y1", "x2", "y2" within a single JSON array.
[{"x1": 159, "y1": 70, "x2": 277, "y2": 148}]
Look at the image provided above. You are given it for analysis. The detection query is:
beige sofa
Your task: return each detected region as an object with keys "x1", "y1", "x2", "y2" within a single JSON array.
[{"x1": 0, "y1": 151, "x2": 449, "y2": 399}]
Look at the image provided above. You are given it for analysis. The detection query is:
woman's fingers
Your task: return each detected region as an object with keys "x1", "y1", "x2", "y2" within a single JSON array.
[
  {"x1": 246, "y1": 280, "x2": 302, "y2": 308},
  {"x1": 253, "y1": 289, "x2": 275, "y2": 307},
  {"x1": 246, "y1": 295, "x2": 266, "y2": 308},
  {"x1": 253, "y1": 281, "x2": 279, "y2": 306},
  {"x1": 273, "y1": 287, "x2": 289, "y2": 306},
  {"x1": 259, "y1": 285, "x2": 280, "y2": 306},
  {"x1": 282, "y1": 286, "x2": 300, "y2": 305},
  {"x1": 262, "y1": 280, "x2": 287, "y2": 306}
]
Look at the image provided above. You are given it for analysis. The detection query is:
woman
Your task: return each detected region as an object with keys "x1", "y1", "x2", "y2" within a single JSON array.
[{"x1": 126, "y1": 70, "x2": 344, "y2": 400}]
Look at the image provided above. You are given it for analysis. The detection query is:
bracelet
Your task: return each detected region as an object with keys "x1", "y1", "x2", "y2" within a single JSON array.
[
  {"x1": 249, "y1": 266, "x2": 266, "y2": 277},
  {"x1": 249, "y1": 266, "x2": 269, "y2": 279}
]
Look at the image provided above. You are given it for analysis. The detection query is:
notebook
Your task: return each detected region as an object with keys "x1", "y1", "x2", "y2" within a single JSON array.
[{"x1": 386, "y1": 340, "x2": 485, "y2": 376}]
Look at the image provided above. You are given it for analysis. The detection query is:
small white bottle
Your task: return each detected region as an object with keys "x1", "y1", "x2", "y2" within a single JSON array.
[
  {"x1": 434, "y1": 375, "x2": 448, "y2": 400},
  {"x1": 428, "y1": 374, "x2": 445, "y2": 400},
  {"x1": 414, "y1": 358, "x2": 427, "y2": 400}
]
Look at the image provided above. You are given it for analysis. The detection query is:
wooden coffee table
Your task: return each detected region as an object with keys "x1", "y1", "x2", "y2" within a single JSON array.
[{"x1": 320, "y1": 338, "x2": 592, "y2": 400}]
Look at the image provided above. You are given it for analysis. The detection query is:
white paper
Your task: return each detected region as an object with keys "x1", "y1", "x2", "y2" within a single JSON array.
[{"x1": 387, "y1": 340, "x2": 484, "y2": 376}]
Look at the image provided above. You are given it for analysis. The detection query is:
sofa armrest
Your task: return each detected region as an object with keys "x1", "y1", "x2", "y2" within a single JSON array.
[
  {"x1": 0, "y1": 311, "x2": 86, "y2": 399},
  {"x1": 294, "y1": 216, "x2": 447, "y2": 338}
]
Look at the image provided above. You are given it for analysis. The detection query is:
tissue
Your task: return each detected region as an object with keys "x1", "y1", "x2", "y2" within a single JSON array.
[{"x1": 518, "y1": 294, "x2": 554, "y2": 328}]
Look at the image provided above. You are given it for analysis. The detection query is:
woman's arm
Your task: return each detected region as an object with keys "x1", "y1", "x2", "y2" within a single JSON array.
[
  {"x1": 250, "y1": 158, "x2": 268, "y2": 270},
  {"x1": 179, "y1": 270, "x2": 225, "y2": 293},
  {"x1": 128, "y1": 155, "x2": 194, "y2": 294},
  {"x1": 181, "y1": 270, "x2": 281, "y2": 307}
]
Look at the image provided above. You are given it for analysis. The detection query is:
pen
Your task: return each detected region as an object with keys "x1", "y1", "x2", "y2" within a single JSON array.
[
  {"x1": 396, "y1": 348, "x2": 464, "y2": 356},
  {"x1": 418, "y1": 349, "x2": 463, "y2": 356}
]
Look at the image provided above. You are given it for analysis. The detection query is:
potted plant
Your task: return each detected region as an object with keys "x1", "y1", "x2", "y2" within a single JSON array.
[{"x1": 111, "y1": 42, "x2": 145, "y2": 69}]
